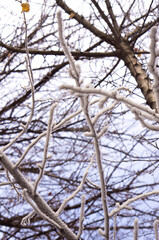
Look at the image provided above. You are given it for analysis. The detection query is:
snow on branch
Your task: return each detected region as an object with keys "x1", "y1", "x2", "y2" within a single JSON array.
[
  {"x1": 148, "y1": 26, "x2": 159, "y2": 111},
  {"x1": 33, "y1": 103, "x2": 57, "y2": 194},
  {"x1": 77, "y1": 195, "x2": 86, "y2": 239},
  {"x1": 154, "y1": 220, "x2": 159, "y2": 240},
  {"x1": 22, "y1": 189, "x2": 62, "y2": 230},
  {"x1": 56, "y1": 155, "x2": 94, "y2": 215},
  {"x1": 1, "y1": 5, "x2": 159, "y2": 240},
  {"x1": 14, "y1": 98, "x2": 99, "y2": 169},
  {"x1": 21, "y1": 211, "x2": 35, "y2": 226},
  {"x1": 0, "y1": 150, "x2": 78, "y2": 240},
  {"x1": 57, "y1": 10, "x2": 80, "y2": 84},
  {"x1": 57, "y1": 11, "x2": 109, "y2": 238},
  {"x1": 60, "y1": 84, "x2": 159, "y2": 130},
  {"x1": 133, "y1": 218, "x2": 139, "y2": 240},
  {"x1": 109, "y1": 190, "x2": 159, "y2": 217}
]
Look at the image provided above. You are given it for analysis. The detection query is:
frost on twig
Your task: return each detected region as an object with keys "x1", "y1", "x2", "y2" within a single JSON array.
[
  {"x1": 148, "y1": 26, "x2": 159, "y2": 111},
  {"x1": 56, "y1": 155, "x2": 94, "y2": 215},
  {"x1": 128, "y1": 106, "x2": 159, "y2": 131},
  {"x1": 21, "y1": 211, "x2": 35, "y2": 226},
  {"x1": 60, "y1": 84, "x2": 159, "y2": 130},
  {"x1": 77, "y1": 195, "x2": 85, "y2": 239},
  {"x1": 57, "y1": 11, "x2": 109, "y2": 238},
  {"x1": 0, "y1": 181, "x2": 16, "y2": 186},
  {"x1": 154, "y1": 220, "x2": 159, "y2": 240},
  {"x1": 6, "y1": 169, "x2": 21, "y2": 201},
  {"x1": 14, "y1": 101, "x2": 97, "y2": 169},
  {"x1": 133, "y1": 218, "x2": 139, "y2": 240},
  {"x1": 0, "y1": 150, "x2": 78, "y2": 239},
  {"x1": 57, "y1": 10, "x2": 80, "y2": 84},
  {"x1": 2, "y1": 11, "x2": 35, "y2": 153},
  {"x1": 109, "y1": 190, "x2": 159, "y2": 217},
  {"x1": 85, "y1": 100, "x2": 117, "y2": 138},
  {"x1": 86, "y1": 178, "x2": 101, "y2": 189},
  {"x1": 22, "y1": 189, "x2": 62, "y2": 230},
  {"x1": 33, "y1": 103, "x2": 57, "y2": 194},
  {"x1": 113, "y1": 209, "x2": 117, "y2": 240}
]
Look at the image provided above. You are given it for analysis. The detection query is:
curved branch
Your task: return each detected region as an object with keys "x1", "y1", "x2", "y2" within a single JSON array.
[
  {"x1": 0, "y1": 150, "x2": 78, "y2": 240},
  {"x1": 56, "y1": 0, "x2": 115, "y2": 45}
]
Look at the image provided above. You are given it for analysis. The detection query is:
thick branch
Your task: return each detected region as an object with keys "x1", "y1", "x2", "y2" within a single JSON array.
[
  {"x1": 117, "y1": 40, "x2": 156, "y2": 109},
  {"x1": 56, "y1": 0, "x2": 156, "y2": 110},
  {"x1": 56, "y1": 0, "x2": 115, "y2": 45},
  {"x1": 0, "y1": 150, "x2": 78, "y2": 240}
]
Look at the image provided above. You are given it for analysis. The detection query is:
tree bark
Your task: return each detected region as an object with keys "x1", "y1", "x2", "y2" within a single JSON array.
[
  {"x1": 56, "y1": 0, "x2": 157, "y2": 110},
  {"x1": 117, "y1": 40, "x2": 156, "y2": 110},
  {"x1": 0, "y1": 150, "x2": 78, "y2": 240}
]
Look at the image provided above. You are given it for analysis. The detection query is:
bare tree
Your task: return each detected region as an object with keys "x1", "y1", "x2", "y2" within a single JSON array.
[{"x1": 0, "y1": 0, "x2": 159, "y2": 239}]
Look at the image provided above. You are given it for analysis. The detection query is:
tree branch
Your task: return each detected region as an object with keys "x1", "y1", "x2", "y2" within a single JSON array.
[{"x1": 0, "y1": 150, "x2": 78, "y2": 240}]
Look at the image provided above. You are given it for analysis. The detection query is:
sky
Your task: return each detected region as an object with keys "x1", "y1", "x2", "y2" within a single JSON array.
[{"x1": 0, "y1": 1, "x2": 159, "y2": 236}]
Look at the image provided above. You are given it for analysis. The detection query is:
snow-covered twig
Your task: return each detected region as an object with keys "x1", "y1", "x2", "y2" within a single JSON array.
[
  {"x1": 0, "y1": 150, "x2": 78, "y2": 240},
  {"x1": 57, "y1": 10, "x2": 80, "y2": 84},
  {"x1": 113, "y1": 212, "x2": 117, "y2": 240},
  {"x1": 60, "y1": 84, "x2": 159, "y2": 123},
  {"x1": 133, "y1": 218, "x2": 139, "y2": 240},
  {"x1": 22, "y1": 189, "x2": 62, "y2": 230},
  {"x1": 86, "y1": 178, "x2": 101, "y2": 189},
  {"x1": 57, "y1": 12, "x2": 111, "y2": 238},
  {"x1": 129, "y1": 106, "x2": 159, "y2": 131},
  {"x1": 21, "y1": 211, "x2": 35, "y2": 226},
  {"x1": 14, "y1": 98, "x2": 99, "y2": 168},
  {"x1": 2, "y1": 12, "x2": 35, "y2": 153},
  {"x1": 6, "y1": 169, "x2": 21, "y2": 201},
  {"x1": 0, "y1": 181, "x2": 16, "y2": 186},
  {"x1": 56, "y1": 155, "x2": 94, "y2": 215},
  {"x1": 109, "y1": 190, "x2": 159, "y2": 217},
  {"x1": 77, "y1": 195, "x2": 85, "y2": 239},
  {"x1": 148, "y1": 26, "x2": 159, "y2": 111},
  {"x1": 94, "y1": 101, "x2": 117, "y2": 125},
  {"x1": 154, "y1": 220, "x2": 159, "y2": 240},
  {"x1": 33, "y1": 103, "x2": 57, "y2": 194}
]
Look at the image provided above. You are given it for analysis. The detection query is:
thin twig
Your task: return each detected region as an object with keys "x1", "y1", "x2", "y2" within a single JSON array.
[
  {"x1": 21, "y1": 211, "x2": 35, "y2": 226},
  {"x1": 109, "y1": 190, "x2": 159, "y2": 217},
  {"x1": 14, "y1": 99, "x2": 99, "y2": 168},
  {"x1": 133, "y1": 218, "x2": 139, "y2": 240},
  {"x1": 2, "y1": 11, "x2": 35, "y2": 153},
  {"x1": 77, "y1": 195, "x2": 85, "y2": 239},
  {"x1": 33, "y1": 103, "x2": 57, "y2": 194},
  {"x1": 57, "y1": 11, "x2": 109, "y2": 239},
  {"x1": 56, "y1": 155, "x2": 94, "y2": 215},
  {"x1": 60, "y1": 84, "x2": 159, "y2": 122},
  {"x1": 154, "y1": 220, "x2": 159, "y2": 240}
]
